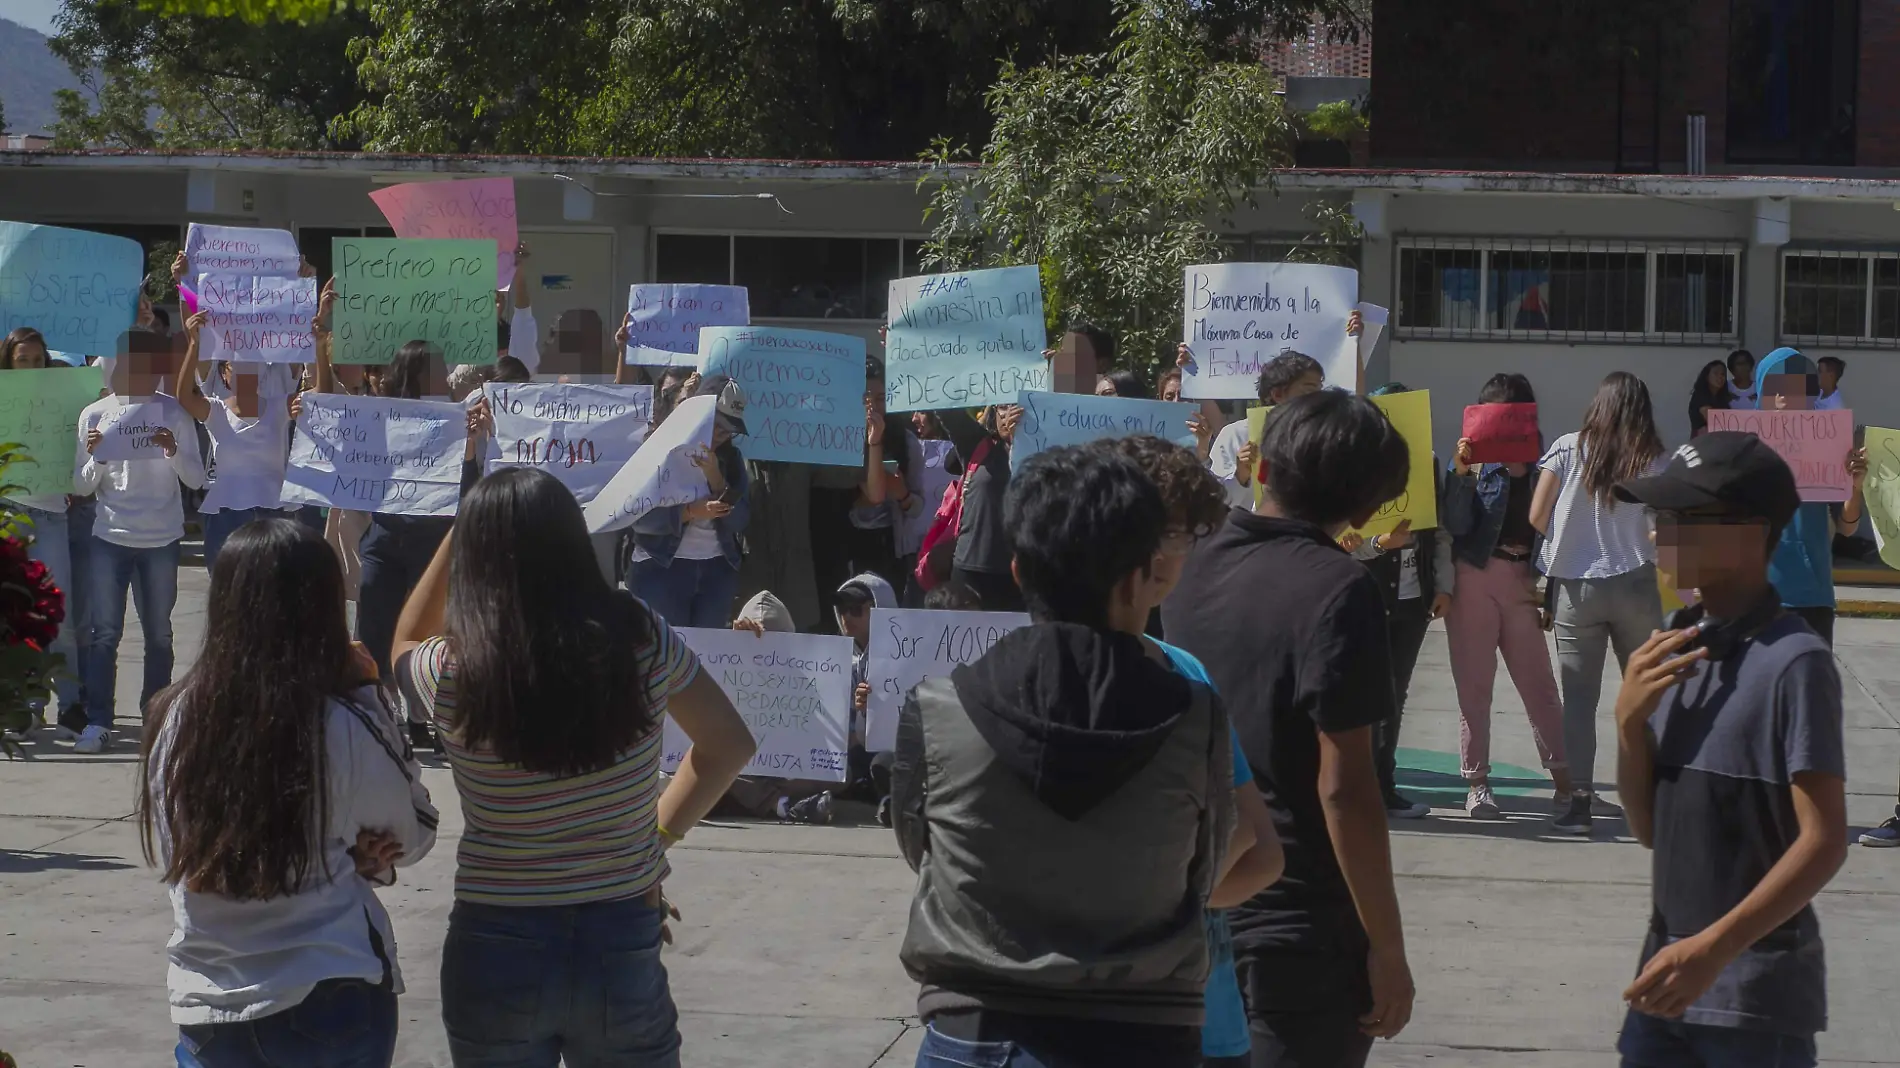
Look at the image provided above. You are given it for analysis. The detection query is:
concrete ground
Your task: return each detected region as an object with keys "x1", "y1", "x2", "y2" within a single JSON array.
[{"x1": 4, "y1": 569, "x2": 1899, "y2": 1067}]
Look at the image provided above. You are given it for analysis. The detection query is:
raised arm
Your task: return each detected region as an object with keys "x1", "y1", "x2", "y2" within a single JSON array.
[
  {"x1": 313, "y1": 279, "x2": 337, "y2": 395},
  {"x1": 175, "y1": 311, "x2": 213, "y2": 423}
]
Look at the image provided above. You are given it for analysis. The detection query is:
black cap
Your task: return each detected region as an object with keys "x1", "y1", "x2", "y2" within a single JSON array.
[{"x1": 1612, "y1": 431, "x2": 1799, "y2": 527}]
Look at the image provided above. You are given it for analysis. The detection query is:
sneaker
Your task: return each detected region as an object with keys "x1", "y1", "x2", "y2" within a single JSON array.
[
  {"x1": 1465, "y1": 784, "x2": 1501, "y2": 821},
  {"x1": 54, "y1": 702, "x2": 87, "y2": 741},
  {"x1": 1384, "y1": 792, "x2": 1431, "y2": 819},
  {"x1": 1553, "y1": 794, "x2": 1594, "y2": 835},
  {"x1": 71, "y1": 725, "x2": 111, "y2": 754},
  {"x1": 876, "y1": 795, "x2": 892, "y2": 828},
  {"x1": 407, "y1": 721, "x2": 438, "y2": 754},
  {"x1": 1859, "y1": 815, "x2": 1900, "y2": 847},
  {"x1": 776, "y1": 791, "x2": 834, "y2": 825}
]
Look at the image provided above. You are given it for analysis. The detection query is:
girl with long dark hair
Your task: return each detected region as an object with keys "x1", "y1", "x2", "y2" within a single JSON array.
[
  {"x1": 1530, "y1": 371, "x2": 1666, "y2": 835},
  {"x1": 391, "y1": 467, "x2": 755, "y2": 1066},
  {"x1": 850, "y1": 358, "x2": 922, "y2": 596},
  {"x1": 1688, "y1": 359, "x2": 1729, "y2": 437},
  {"x1": 628, "y1": 374, "x2": 752, "y2": 627},
  {"x1": 140, "y1": 518, "x2": 436, "y2": 1068}
]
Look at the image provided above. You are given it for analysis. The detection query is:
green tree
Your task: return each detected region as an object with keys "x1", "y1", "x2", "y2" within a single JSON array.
[
  {"x1": 920, "y1": 0, "x2": 1299, "y2": 377},
  {"x1": 49, "y1": 0, "x2": 370, "y2": 149}
]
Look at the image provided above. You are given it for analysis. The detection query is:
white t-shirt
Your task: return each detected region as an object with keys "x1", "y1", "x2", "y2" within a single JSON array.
[
  {"x1": 1396, "y1": 546, "x2": 1422, "y2": 600},
  {"x1": 1814, "y1": 390, "x2": 1845, "y2": 411},
  {"x1": 630, "y1": 516, "x2": 725, "y2": 563},
  {"x1": 1727, "y1": 378, "x2": 1758, "y2": 410},
  {"x1": 202, "y1": 400, "x2": 292, "y2": 514},
  {"x1": 73, "y1": 394, "x2": 208, "y2": 549},
  {"x1": 1208, "y1": 419, "x2": 1254, "y2": 508},
  {"x1": 1536, "y1": 431, "x2": 1665, "y2": 580}
]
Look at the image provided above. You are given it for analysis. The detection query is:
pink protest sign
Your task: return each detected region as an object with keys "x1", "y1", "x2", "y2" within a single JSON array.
[
  {"x1": 1706, "y1": 407, "x2": 1854, "y2": 502},
  {"x1": 368, "y1": 178, "x2": 517, "y2": 286}
]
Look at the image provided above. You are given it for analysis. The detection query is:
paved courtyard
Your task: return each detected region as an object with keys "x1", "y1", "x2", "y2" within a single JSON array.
[{"x1": 3, "y1": 569, "x2": 1899, "y2": 1066}]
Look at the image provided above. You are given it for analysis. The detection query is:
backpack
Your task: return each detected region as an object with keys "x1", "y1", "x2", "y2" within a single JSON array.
[{"x1": 913, "y1": 437, "x2": 991, "y2": 592}]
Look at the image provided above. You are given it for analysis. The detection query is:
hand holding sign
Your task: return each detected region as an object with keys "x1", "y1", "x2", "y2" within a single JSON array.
[{"x1": 1462, "y1": 403, "x2": 1540, "y2": 464}]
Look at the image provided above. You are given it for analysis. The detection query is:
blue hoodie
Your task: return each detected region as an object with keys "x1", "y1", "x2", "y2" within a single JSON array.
[{"x1": 1756, "y1": 347, "x2": 1835, "y2": 610}]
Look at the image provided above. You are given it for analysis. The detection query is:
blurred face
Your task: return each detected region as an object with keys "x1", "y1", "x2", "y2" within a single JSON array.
[
  {"x1": 8, "y1": 340, "x2": 48, "y2": 369},
  {"x1": 1761, "y1": 373, "x2": 1810, "y2": 411},
  {"x1": 231, "y1": 371, "x2": 261, "y2": 414},
  {"x1": 1655, "y1": 510, "x2": 1770, "y2": 592},
  {"x1": 1706, "y1": 364, "x2": 1727, "y2": 391},
  {"x1": 1267, "y1": 370, "x2": 1324, "y2": 406}
]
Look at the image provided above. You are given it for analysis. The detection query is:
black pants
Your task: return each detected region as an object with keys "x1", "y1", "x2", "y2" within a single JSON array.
[
  {"x1": 357, "y1": 515, "x2": 452, "y2": 677},
  {"x1": 952, "y1": 565, "x2": 1024, "y2": 612},
  {"x1": 810, "y1": 486, "x2": 859, "y2": 631},
  {"x1": 1790, "y1": 605, "x2": 1835, "y2": 648},
  {"x1": 1377, "y1": 603, "x2": 1432, "y2": 799},
  {"x1": 1238, "y1": 935, "x2": 1374, "y2": 1068}
]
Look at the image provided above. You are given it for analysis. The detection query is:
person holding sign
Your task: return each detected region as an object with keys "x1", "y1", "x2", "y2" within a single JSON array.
[
  {"x1": 174, "y1": 312, "x2": 299, "y2": 570},
  {"x1": 390, "y1": 468, "x2": 754, "y2": 1066},
  {"x1": 71, "y1": 348, "x2": 206, "y2": 754},
  {"x1": 892, "y1": 445, "x2": 1237, "y2": 1068},
  {"x1": 1530, "y1": 372, "x2": 1668, "y2": 836},
  {"x1": 1204, "y1": 350, "x2": 1326, "y2": 510},
  {"x1": 628, "y1": 375, "x2": 752, "y2": 628},
  {"x1": 1441, "y1": 373, "x2": 1571, "y2": 821}
]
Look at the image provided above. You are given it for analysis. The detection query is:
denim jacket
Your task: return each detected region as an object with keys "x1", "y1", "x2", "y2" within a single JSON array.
[
  {"x1": 1441, "y1": 462, "x2": 1541, "y2": 569},
  {"x1": 630, "y1": 454, "x2": 752, "y2": 568}
]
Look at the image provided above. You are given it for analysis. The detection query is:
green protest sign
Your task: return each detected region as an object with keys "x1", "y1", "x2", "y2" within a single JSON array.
[
  {"x1": 331, "y1": 238, "x2": 498, "y2": 366},
  {"x1": 0, "y1": 366, "x2": 105, "y2": 497}
]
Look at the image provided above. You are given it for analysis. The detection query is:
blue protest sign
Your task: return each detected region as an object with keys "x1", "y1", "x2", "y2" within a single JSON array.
[
  {"x1": 0, "y1": 222, "x2": 143, "y2": 358},
  {"x1": 696, "y1": 326, "x2": 867, "y2": 467},
  {"x1": 884, "y1": 265, "x2": 1049, "y2": 412},
  {"x1": 1010, "y1": 391, "x2": 1199, "y2": 470},
  {"x1": 625, "y1": 284, "x2": 750, "y2": 365}
]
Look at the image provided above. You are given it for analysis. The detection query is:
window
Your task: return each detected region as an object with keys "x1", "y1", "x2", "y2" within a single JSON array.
[
  {"x1": 652, "y1": 233, "x2": 929, "y2": 321},
  {"x1": 1780, "y1": 250, "x2": 1900, "y2": 346},
  {"x1": 298, "y1": 226, "x2": 396, "y2": 285},
  {"x1": 1727, "y1": 0, "x2": 1858, "y2": 166},
  {"x1": 1394, "y1": 239, "x2": 1741, "y2": 343}
]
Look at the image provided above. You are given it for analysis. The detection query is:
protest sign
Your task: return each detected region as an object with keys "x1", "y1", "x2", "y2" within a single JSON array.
[
  {"x1": 864, "y1": 608, "x2": 1030, "y2": 751},
  {"x1": 331, "y1": 238, "x2": 497, "y2": 366},
  {"x1": 696, "y1": 326, "x2": 866, "y2": 466},
  {"x1": 1863, "y1": 427, "x2": 1900, "y2": 570},
  {"x1": 0, "y1": 366, "x2": 105, "y2": 496},
  {"x1": 583, "y1": 394, "x2": 714, "y2": 534},
  {"x1": 280, "y1": 393, "x2": 464, "y2": 517},
  {"x1": 183, "y1": 224, "x2": 301, "y2": 279},
  {"x1": 884, "y1": 266, "x2": 1049, "y2": 412},
  {"x1": 662, "y1": 629, "x2": 854, "y2": 781},
  {"x1": 368, "y1": 177, "x2": 517, "y2": 286},
  {"x1": 1462, "y1": 403, "x2": 1540, "y2": 463},
  {"x1": 1179, "y1": 262, "x2": 1358, "y2": 400},
  {"x1": 484, "y1": 382, "x2": 653, "y2": 502},
  {"x1": 86, "y1": 399, "x2": 173, "y2": 461},
  {"x1": 624, "y1": 284, "x2": 749, "y2": 366},
  {"x1": 195, "y1": 274, "x2": 318, "y2": 364},
  {"x1": 0, "y1": 222, "x2": 142, "y2": 358},
  {"x1": 1350, "y1": 390, "x2": 1438, "y2": 537},
  {"x1": 1706, "y1": 408, "x2": 1853, "y2": 502},
  {"x1": 1010, "y1": 390, "x2": 1197, "y2": 471}
]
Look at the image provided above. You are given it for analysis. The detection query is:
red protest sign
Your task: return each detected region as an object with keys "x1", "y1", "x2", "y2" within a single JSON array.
[{"x1": 1462, "y1": 403, "x2": 1540, "y2": 464}]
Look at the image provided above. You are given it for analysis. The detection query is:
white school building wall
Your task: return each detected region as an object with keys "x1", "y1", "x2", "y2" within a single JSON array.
[{"x1": 8, "y1": 151, "x2": 1900, "y2": 459}]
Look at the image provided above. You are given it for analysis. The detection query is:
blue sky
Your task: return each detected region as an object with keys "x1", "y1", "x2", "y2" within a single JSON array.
[{"x1": 5, "y1": 0, "x2": 62, "y2": 35}]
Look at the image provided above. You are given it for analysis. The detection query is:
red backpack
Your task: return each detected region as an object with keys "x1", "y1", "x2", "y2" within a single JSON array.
[{"x1": 913, "y1": 438, "x2": 991, "y2": 592}]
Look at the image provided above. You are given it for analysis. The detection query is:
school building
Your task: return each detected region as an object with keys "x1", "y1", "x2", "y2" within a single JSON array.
[{"x1": 6, "y1": 148, "x2": 1900, "y2": 457}]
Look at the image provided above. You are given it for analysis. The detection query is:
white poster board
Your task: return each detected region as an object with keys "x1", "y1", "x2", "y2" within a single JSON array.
[
  {"x1": 484, "y1": 382, "x2": 653, "y2": 502},
  {"x1": 1178, "y1": 262, "x2": 1358, "y2": 400},
  {"x1": 582, "y1": 393, "x2": 714, "y2": 534},
  {"x1": 280, "y1": 394, "x2": 465, "y2": 516},
  {"x1": 86, "y1": 399, "x2": 172, "y2": 461},
  {"x1": 864, "y1": 608, "x2": 1029, "y2": 751},
  {"x1": 662, "y1": 628, "x2": 855, "y2": 782},
  {"x1": 196, "y1": 274, "x2": 319, "y2": 364},
  {"x1": 624, "y1": 284, "x2": 750, "y2": 366},
  {"x1": 184, "y1": 223, "x2": 302, "y2": 279}
]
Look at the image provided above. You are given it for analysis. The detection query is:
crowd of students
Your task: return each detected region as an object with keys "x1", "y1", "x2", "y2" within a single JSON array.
[{"x1": 0, "y1": 249, "x2": 1877, "y2": 1068}]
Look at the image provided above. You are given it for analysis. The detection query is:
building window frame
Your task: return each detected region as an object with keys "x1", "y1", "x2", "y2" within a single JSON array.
[
  {"x1": 650, "y1": 228, "x2": 931, "y2": 323},
  {"x1": 1778, "y1": 247, "x2": 1900, "y2": 349},
  {"x1": 1393, "y1": 237, "x2": 1743, "y2": 346}
]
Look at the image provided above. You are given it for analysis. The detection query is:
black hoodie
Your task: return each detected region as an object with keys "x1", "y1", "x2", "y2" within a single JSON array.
[{"x1": 890, "y1": 622, "x2": 1235, "y2": 1034}]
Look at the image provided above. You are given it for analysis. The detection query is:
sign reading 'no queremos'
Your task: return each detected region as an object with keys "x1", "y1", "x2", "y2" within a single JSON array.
[
  {"x1": 582, "y1": 393, "x2": 714, "y2": 534},
  {"x1": 864, "y1": 608, "x2": 1030, "y2": 752},
  {"x1": 696, "y1": 325, "x2": 867, "y2": 466},
  {"x1": 1178, "y1": 262, "x2": 1358, "y2": 400},
  {"x1": 662, "y1": 628, "x2": 855, "y2": 782},
  {"x1": 884, "y1": 266, "x2": 1050, "y2": 413},
  {"x1": 281, "y1": 394, "x2": 466, "y2": 517},
  {"x1": 331, "y1": 238, "x2": 497, "y2": 366},
  {"x1": 484, "y1": 382, "x2": 653, "y2": 503}
]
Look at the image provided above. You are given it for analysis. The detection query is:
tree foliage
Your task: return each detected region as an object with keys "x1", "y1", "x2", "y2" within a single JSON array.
[
  {"x1": 920, "y1": 0, "x2": 1296, "y2": 377},
  {"x1": 49, "y1": 0, "x2": 371, "y2": 149}
]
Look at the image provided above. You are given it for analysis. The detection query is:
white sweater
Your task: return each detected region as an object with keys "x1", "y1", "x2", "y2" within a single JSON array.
[
  {"x1": 150, "y1": 686, "x2": 439, "y2": 1024},
  {"x1": 73, "y1": 394, "x2": 207, "y2": 548}
]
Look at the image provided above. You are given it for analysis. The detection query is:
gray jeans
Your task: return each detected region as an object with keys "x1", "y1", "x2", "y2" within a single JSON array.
[{"x1": 1550, "y1": 564, "x2": 1662, "y2": 794}]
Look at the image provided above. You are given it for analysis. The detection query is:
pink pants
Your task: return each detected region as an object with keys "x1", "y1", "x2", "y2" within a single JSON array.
[{"x1": 1446, "y1": 558, "x2": 1568, "y2": 780}]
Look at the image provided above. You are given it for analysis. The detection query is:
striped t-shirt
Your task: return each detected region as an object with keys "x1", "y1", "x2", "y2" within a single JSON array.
[
  {"x1": 396, "y1": 605, "x2": 701, "y2": 906},
  {"x1": 1536, "y1": 432, "x2": 1666, "y2": 581}
]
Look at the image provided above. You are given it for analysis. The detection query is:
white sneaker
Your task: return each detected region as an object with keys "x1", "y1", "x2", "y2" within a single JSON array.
[
  {"x1": 1465, "y1": 783, "x2": 1502, "y2": 821},
  {"x1": 72, "y1": 725, "x2": 111, "y2": 754}
]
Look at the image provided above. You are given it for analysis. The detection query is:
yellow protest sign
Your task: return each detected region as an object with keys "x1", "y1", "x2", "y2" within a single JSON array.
[
  {"x1": 1349, "y1": 389, "x2": 1438, "y2": 538},
  {"x1": 1247, "y1": 405, "x2": 1271, "y2": 508},
  {"x1": 1862, "y1": 426, "x2": 1900, "y2": 569}
]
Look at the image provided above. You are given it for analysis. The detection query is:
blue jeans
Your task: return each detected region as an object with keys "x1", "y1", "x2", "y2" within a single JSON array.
[
  {"x1": 175, "y1": 978, "x2": 397, "y2": 1068},
  {"x1": 204, "y1": 507, "x2": 286, "y2": 572},
  {"x1": 66, "y1": 497, "x2": 97, "y2": 713},
  {"x1": 85, "y1": 538, "x2": 181, "y2": 729},
  {"x1": 630, "y1": 555, "x2": 739, "y2": 628},
  {"x1": 1618, "y1": 1010, "x2": 1818, "y2": 1068},
  {"x1": 441, "y1": 896, "x2": 680, "y2": 1068},
  {"x1": 18, "y1": 506, "x2": 81, "y2": 710},
  {"x1": 916, "y1": 1026, "x2": 1054, "y2": 1068}
]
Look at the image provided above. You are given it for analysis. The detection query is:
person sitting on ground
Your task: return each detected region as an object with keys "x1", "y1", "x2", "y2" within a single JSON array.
[
  {"x1": 837, "y1": 572, "x2": 899, "y2": 804},
  {"x1": 891, "y1": 444, "x2": 1238, "y2": 1068},
  {"x1": 1610, "y1": 431, "x2": 1847, "y2": 1067},
  {"x1": 921, "y1": 581, "x2": 983, "y2": 612}
]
